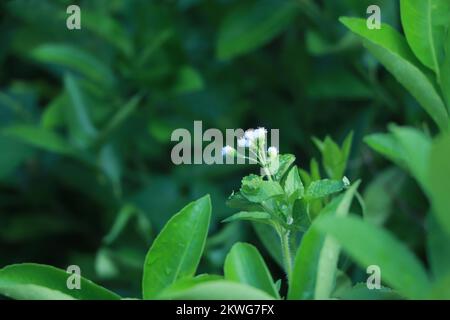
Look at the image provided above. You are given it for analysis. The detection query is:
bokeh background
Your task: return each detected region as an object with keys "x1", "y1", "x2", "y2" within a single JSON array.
[{"x1": 0, "y1": 0, "x2": 431, "y2": 297}]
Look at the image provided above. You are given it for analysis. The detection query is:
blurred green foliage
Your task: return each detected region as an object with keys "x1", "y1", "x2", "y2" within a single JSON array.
[{"x1": 0, "y1": 0, "x2": 447, "y2": 298}]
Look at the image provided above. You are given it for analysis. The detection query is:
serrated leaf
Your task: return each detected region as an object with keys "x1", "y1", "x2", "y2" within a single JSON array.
[{"x1": 305, "y1": 179, "x2": 345, "y2": 200}]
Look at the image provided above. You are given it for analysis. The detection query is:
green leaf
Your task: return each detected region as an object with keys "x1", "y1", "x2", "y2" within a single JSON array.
[
  {"x1": 313, "y1": 182, "x2": 360, "y2": 299},
  {"x1": 340, "y1": 17, "x2": 448, "y2": 131},
  {"x1": 240, "y1": 175, "x2": 284, "y2": 203},
  {"x1": 314, "y1": 215, "x2": 431, "y2": 299},
  {"x1": 2, "y1": 125, "x2": 73, "y2": 155},
  {"x1": 426, "y1": 214, "x2": 450, "y2": 279},
  {"x1": 284, "y1": 166, "x2": 304, "y2": 200},
  {"x1": 157, "y1": 274, "x2": 222, "y2": 299},
  {"x1": 30, "y1": 44, "x2": 114, "y2": 85},
  {"x1": 157, "y1": 280, "x2": 274, "y2": 300},
  {"x1": 338, "y1": 283, "x2": 403, "y2": 300},
  {"x1": 224, "y1": 242, "x2": 280, "y2": 299},
  {"x1": 287, "y1": 193, "x2": 345, "y2": 299},
  {"x1": 142, "y1": 195, "x2": 211, "y2": 299},
  {"x1": 441, "y1": 33, "x2": 450, "y2": 109},
  {"x1": 389, "y1": 125, "x2": 432, "y2": 185},
  {"x1": 217, "y1": 0, "x2": 299, "y2": 60},
  {"x1": 305, "y1": 179, "x2": 345, "y2": 200},
  {"x1": 274, "y1": 154, "x2": 296, "y2": 181},
  {"x1": 426, "y1": 133, "x2": 450, "y2": 235},
  {"x1": 363, "y1": 167, "x2": 405, "y2": 226},
  {"x1": 222, "y1": 211, "x2": 271, "y2": 224},
  {"x1": 400, "y1": 0, "x2": 450, "y2": 76},
  {"x1": 0, "y1": 263, "x2": 120, "y2": 300},
  {"x1": 364, "y1": 133, "x2": 403, "y2": 165}
]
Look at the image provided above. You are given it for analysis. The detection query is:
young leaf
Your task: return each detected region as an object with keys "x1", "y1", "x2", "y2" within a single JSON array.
[
  {"x1": 142, "y1": 195, "x2": 211, "y2": 299},
  {"x1": 0, "y1": 263, "x2": 120, "y2": 300},
  {"x1": 216, "y1": 0, "x2": 299, "y2": 60},
  {"x1": 158, "y1": 280, "x2": 274, "y2": 300},
  {"x1": 400, "y1": 0, "x2": 450, "y2": 77},
  {"x1": 274, "y1": 154, "x2": 296, "y2": 181},
  {"x1": 222, "y1": 211, "x2": 271, "y2": 224},
  {"x1": 224, "y1": 242, "x2": 280, "y2": 299},
  {"x1": 284, "y1": 166, "x2": 304, "y2": 200},
  {"x1": 240, "y1": 175, "x2": 284, "y2": 203},
  {"x1": 314, "y1": 215, "x2": 431, "y2": 299},
  {"x1": 305, "y1": 179, "x2": 345, "y2": 200},
  {"x1": 340, "y1": 17, "x2": 449, "y2": 131}
]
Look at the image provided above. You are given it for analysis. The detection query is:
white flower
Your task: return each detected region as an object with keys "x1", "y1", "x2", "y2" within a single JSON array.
[
  {"x1": 254, "y1": 127, "x2": 267, "y2": 140},
  {"x1": 237, "y1": 137, "x2": 248, "y2": 148},
  {"x1": 342, "y1": 176, "x2": 350, "y2": 187},
  {"x1": 244, "y1": 129, "x2": 255, "y2": 141},
  {"x1": 267, "y1": 146, "x2": 278, "y2": 158},
  {"x1": 221, "y1": 145, "x2": 235, "y2": 156}
]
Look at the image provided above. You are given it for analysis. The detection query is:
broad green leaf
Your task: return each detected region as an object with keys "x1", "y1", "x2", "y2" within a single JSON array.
[
  {"x1": 389, "y1": 125, "x2": 432, "y2": 185},
  {"x1": 305, "y1": 179, "x2": 345, "y2": 200},
  {"x1": 0, "y1": 263, "x2": 120, "y2": 300},
  {"x1": 313, "y1": 182, "x2": 360, "y2": 299},
  {"x1": 338, "y1": 283, "x2": 403, "y2": 300},
  {"x1": 222, "y1": 211, "x2": 271, "y2": 223},
  {"x1": 157, "y1": 274, "x2": 222, "y2": 299},
  {"x1": 157, "y1": 280, "x2": 274, "y2": 300},
  {"x1": 400, "y1": 0, "x2": 450, "y2": 77},
  {"x1": 224, "y1": 242, "x2": 280, "y2": 299},
  {"x1": 30, "y1": 44, "x2": 114, "y2": 85},
  {"x1": 284, "y1": 166, "x2": 304, "y2": 200},
  {"x1": 226, "y1": 192, "x2": 264, "y2": 212},
  {"x1": 341, "y1": 17, "x2": 448, "y2": 131},
  {"x1": 142, "y1": 195, "x2": 211, "y2": 299},
  {"x1": 2, "y1": 125, "x2": 73, "y2": 155},
  {"x1": 426, "y1": 214, "x2": 450, "y2": 279},
  {"x1": 427, "y1": 133, "x2": 450, "y2": 235},
  {"x1": 217, "y1": 0, "x2": 299, "y2": 60},
  {"x1": 364, "y1": 133, "x2": 403, "y2": 165},
  {"x1": 315, "y1": 215, "x2": 431, "y2": 299},
  {"x1": 288, "y1": 194, "x2": 346, "y2": 300},
  {"x1": 430, "y1": 273, "x2": 450, "y2": 299},
  {"x1": 363, "y1": 167, "x2": 405, "y2": 225}
]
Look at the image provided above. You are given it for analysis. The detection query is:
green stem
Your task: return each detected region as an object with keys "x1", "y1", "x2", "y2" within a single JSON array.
[{"x1": 279, "y1": 229, "x2": 293, "y2": 281}]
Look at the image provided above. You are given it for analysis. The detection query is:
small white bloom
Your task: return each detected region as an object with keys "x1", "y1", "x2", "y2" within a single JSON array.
[
  {"x1": 221, "y1": 145, "x2": 235, "y2": 156},
  {"x1": 287, "y1": 216, "x2": 293, "y2": 225},
  {"x1": 267, "y1": 146, "x2": 278, "y2": 158},
  {"x1": 244, "y1": 129, "x2": 255, "y2": 141},
  {"x1": 342, "y1": 176, "x2": 350, "y2": 187},
  {"x1": 254, "y1": 127, "x2": 267, "y2": 140},
  {"x1": 237, "y1": 137, "x2": 248, "y2": 148}
]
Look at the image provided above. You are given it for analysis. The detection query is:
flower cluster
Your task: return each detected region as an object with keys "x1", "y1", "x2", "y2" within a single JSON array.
[{"x1": 221, "y1": 127, "x2": 279, "y2": 178}]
